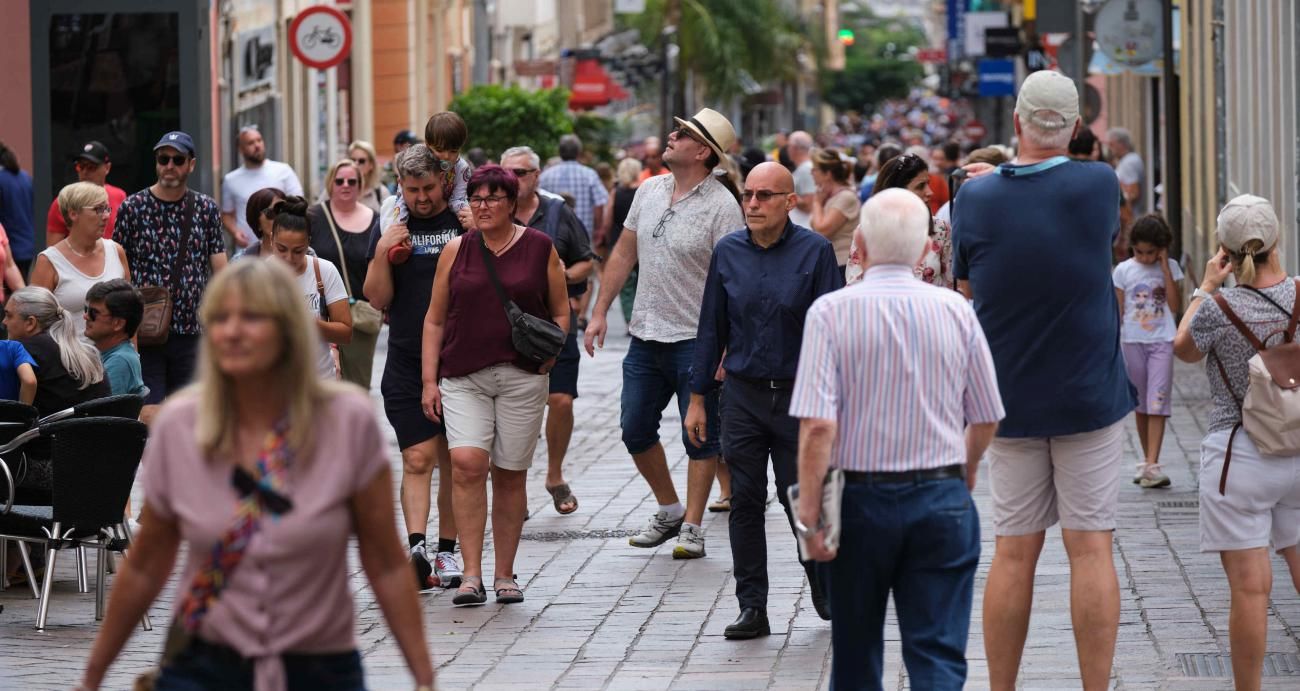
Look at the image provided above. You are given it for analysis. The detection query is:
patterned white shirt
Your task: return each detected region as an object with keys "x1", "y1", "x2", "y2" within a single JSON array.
[{"x1": 789, "y1": 264, "x2": 1005, "y2": 471}]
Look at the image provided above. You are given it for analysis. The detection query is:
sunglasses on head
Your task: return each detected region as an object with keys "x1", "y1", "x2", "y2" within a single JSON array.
[
  {"x1": 156, "y1": 154, "x2": 189, "y2": 167},
  {"x1": 334, "y1": 177, "x2": 359, "y2": 187}
]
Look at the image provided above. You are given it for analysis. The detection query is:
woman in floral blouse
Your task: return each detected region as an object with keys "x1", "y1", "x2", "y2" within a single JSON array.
[{"x1": 845, "y1": 152, "x2": 953, "y2": 289}]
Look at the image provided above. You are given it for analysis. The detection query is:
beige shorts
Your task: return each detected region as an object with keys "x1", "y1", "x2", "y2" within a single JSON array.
[
  {"x1": 988, "y1": 419, "x2": 1126, "y2": 535},
  {"x1": 440, "y1": 363, "x2": 549, "y2": 471},
  {"x1": 1199, "y1": 429, "x2": 1300, "y2": 552}
]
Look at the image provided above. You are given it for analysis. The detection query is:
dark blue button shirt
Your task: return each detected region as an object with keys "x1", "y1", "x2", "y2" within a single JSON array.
[{"x1": 690, "y1": 220, "x2": 843, "y2": 394}]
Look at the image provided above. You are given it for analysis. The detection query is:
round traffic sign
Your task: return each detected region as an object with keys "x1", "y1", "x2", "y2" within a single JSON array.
[
  {"x1": 964, "y1": 121, "x2": 988, "y2": 141},
  {"x1": 289, "y1": 6, "x2": 352, "y2": 70}
]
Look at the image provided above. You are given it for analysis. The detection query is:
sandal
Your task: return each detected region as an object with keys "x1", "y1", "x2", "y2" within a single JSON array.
[
  {"x1": 546, "y1": 483, "x2": 579, "y2": 515},
  {"x1": 494, "y1": 577, "x2": 524, "y2": 604},
  {"x1": 708, "y1": 495, "x2": 731, "y2": 512},
  {"x1": 452, "y1": 576, "x2": 486, "y2": 606}
]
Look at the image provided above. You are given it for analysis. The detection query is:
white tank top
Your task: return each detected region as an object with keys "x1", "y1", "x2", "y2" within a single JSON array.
[{"x1": 40, "y1": 240, "x2": 127, "y2": 340}]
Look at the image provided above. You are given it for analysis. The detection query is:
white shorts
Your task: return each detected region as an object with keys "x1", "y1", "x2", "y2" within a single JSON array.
[
  {"x1": 987, "y1": 420, "x2": 1126, "y2": 535},
  {"x1": 440, "y1": 363, "x2": 549, "y2": 471},
  {"x1": 1199, "y1": 429, "x2": 1300, "y2": 552}
]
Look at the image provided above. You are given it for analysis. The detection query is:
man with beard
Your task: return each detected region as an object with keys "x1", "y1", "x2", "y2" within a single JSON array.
[
  {"x1": 114, "y1": 131, "x2": 228, "y2": 422},
  {"x1": 220, "y1": 125, "x2": 303, "y2": 252}
]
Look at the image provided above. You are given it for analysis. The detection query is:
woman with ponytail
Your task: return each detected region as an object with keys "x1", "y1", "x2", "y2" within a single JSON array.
[
  {"x1": 3, "y1": 286, "x2": 110, "y2": 415},
  {"x1": 267, "y1": 196, "x2": 352, "y2": 379}
]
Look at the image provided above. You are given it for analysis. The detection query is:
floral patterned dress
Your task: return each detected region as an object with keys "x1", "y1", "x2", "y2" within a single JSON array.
[{"x1": 845, "y1": 216, "x2": 953, "y2": 289}]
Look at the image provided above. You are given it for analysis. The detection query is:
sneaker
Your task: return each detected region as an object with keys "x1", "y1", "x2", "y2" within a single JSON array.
[
  {"x1": 672, "y1": 524, "x2": 706, "y2": 559},
  {"x1": 434, "y1": 551, "x2": 463, "y2": 589},
  {"x1": 410, "y1": 542, "x2": 438, "y2": 592},
  {"x1": 628, "y1": 510, "x2": 683, "y2": 548},
  {"x1": 1139, "y1": 463, "x2": 1172, "y2": 489},
  {"x1": 1132, "y1": 463, "x2": 1146, "y2": 484}
]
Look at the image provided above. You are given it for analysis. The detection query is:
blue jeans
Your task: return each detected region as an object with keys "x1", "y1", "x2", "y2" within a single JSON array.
[
  {"x1": 620, "y1": 337, "x2": 719, "y2": 459},
  {"x1": 156, "y1": 639, "x2": 365, "y2": 691},
  {"x1": 829, "y1": 476, "x2": 979, "y2": 691}
]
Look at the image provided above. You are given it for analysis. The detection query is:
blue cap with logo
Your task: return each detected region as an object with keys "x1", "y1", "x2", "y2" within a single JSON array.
[{"x1": 153, "y1": 131, "x2": 196, "y2": 157}]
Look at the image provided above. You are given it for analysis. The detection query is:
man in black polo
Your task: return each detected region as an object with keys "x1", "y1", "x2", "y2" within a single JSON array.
[
  {"x1": 684, "y1": 161, "x2": 843, "y2": 638},
  {"x1": 502, "y1": 145, "x2": 594, "y2": 515}
]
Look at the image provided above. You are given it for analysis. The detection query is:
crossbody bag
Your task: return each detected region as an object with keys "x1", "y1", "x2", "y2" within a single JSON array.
[
  {"x1": 137, "y1": 191, "x2": 194, "y2": 346},
  {"x1": 319, "y1": 202, "x2": 383, "y2": 335},
  {"x1": 477, "y1": 231, "x2": 565, "y2": 365}
]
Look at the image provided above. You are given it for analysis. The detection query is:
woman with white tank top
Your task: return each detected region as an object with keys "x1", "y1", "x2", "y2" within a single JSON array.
[{"x1": 30, "y1": 182, "x2": 131, "y2": 339}]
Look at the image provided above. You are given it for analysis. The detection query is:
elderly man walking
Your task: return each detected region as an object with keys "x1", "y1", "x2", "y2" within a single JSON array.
[
  {"x1": 952, "y1": 70, "x2": 1136, "y2": 691},
  {"x1": 792, "y1": 188, "x2": 1004, "y2": 689},
  {"x1": 686, "y1": 162, "x2": 842, "y2": 638},
  {"x1": 585, "y1": 108, "x2": 744, "y2": 559}
]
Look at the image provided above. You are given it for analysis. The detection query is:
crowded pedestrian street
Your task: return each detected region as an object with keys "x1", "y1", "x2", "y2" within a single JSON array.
[{"x1": 1, "y1": 316, "x2": 1295, "y2": 689}]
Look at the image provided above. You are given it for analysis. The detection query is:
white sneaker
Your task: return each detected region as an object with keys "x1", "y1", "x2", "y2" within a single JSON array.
[
  {"x1": 434, "y1": 551, "x2": 463, "y2": 589},
  {"x1": 628, "y1": 510, "x2": 683, "y2": 548},
  {"x1": 1139, "y1": 464, "x2": 1172, "y2": 489},
  {"x1": 1132, "y1": 463, "x2": 1146, "y2": 484},
  {"x1": 672, "y1": 524, "x2": 706, "y2": 560}
]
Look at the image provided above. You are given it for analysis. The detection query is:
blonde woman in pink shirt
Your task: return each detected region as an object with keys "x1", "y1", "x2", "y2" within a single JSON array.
[{"x1": 78, "y1": 259, "x2": 434, "y2": 691}]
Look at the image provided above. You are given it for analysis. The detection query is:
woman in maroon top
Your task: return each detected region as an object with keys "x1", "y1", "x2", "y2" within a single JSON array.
[{"x1": 421, "y1": 165, "x2": 568, "y2": 606}]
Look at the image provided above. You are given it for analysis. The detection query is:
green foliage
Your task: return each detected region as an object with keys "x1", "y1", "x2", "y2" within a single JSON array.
[
  {"x1": 449, "y1": 85, "x2": 574, "y2": 161},
  {"x1": 572, "y1": 113, "x2": 628, "y2": 166},
  {"x1": 820, "y1": 8, "x2": 927, "y2": 113}
]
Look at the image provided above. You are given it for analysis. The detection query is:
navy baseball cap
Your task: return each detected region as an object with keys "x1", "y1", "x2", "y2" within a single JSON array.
[
  {"x1": 153, "y1": 131, "x2": 196, "y2": 157},
  {"x1": 76, "y1": 141, "x2": 111, "y2": 165},
  {"x1": 393, "y1": 129, "x2": 420, "y2": 146}
]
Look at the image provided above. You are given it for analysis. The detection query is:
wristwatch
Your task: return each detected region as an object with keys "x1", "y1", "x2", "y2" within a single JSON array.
[{"x1": 1192, "y1": 287, "x2": 1217, "y2": 301}]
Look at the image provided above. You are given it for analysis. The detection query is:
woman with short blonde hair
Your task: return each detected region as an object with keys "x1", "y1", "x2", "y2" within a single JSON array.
[
  {"x1": 79, "y1": 258, "x2": 435, "y2": 691},
  {"x1": 31, "y1": 182, "x2": 131, "y2": 337}
]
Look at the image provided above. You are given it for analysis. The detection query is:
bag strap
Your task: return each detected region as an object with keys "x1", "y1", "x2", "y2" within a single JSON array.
[
  {"x1": 476, "y1": 230, "x2": 518, "y2": 314},
  {"x1": 313, "y1": 257, "x2": 328, "y2": 320},
  {"x1": 1210, "y1": 350, "x2": 1243, "y2": 406},
  {"x1": 168, "y1": 191, "x2": 194, "y2": 293},
  {"x1": 318, "y1": 202, "x2": 355, "y2": 299},
  {"x1": 1211, "y1": 292, "x2": 1267, "y2": 352},
  {"x1": 1240, "y1": 284, "x2": 1291, "y2": 320}
]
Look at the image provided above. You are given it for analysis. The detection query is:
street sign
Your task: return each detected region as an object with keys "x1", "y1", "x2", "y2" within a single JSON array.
[
  {"x1": 964, "y1": 121, "x2": 988, "y2": 141},
  {"x1": 917, "y1": 48, "x2": 948, "y2": 64},
  {"x1": 977, "y1": 58, "x2": 1016, "y2": 97},
  {"x1": 288, "y1": 6, "x2": 352, "y2": 70},
  {"x1": 513, "y1": 59, "x2": 557, "y2": 77}
]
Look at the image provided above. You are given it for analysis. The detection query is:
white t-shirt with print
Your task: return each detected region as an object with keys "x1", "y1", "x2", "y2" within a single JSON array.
[
  {"x1": 1113, "y1": 257, "x2": 1183, "y2": 343},
  {"x1": 294, "y1": 256, "x2": 349, "y2": 377}
]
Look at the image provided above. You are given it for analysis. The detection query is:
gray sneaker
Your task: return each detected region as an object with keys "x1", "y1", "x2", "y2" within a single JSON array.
[
  {"x1": 629, "y1": 511, "x2": 683, "y2": 548},
  {"x1": 1139, "y1": 463, "x2": 1172, "y2": 489},
  {"x1": 672, "y1": 523, "x2": 706, "y2": 559}
]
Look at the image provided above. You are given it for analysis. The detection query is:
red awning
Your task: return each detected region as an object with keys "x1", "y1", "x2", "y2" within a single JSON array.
[{"x1": 568, "y1": 58, "x2": 628, "y2": 110}]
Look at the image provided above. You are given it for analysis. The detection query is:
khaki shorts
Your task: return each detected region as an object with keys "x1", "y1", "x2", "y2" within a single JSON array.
[
  {"x1": 1199, "y1": 429, "x2": 1300, "y2": 552},
  {"x1": 440, "y1": 363, "x2": 549, "y2": 471},
  {"x1": 988, "y1": 419, "x2": 1126, "y2": 535}
]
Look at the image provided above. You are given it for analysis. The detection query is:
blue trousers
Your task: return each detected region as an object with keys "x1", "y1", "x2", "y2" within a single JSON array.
[
  {"x1": 829, "y1": 476, "x2": 979, "y2": 691},
  {"x1": 156, "y1": 638, "x2": 365, "y2": 691}
]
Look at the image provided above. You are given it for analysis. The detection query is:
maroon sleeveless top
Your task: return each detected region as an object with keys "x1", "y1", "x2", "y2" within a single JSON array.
[{"x1": 440, "y1": 227, "x2": 556, "y2": 377}]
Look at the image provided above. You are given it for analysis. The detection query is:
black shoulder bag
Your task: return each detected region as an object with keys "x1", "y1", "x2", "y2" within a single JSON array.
[{"x1": 477, "y1": 232, "x2": 566, "y2": 364}]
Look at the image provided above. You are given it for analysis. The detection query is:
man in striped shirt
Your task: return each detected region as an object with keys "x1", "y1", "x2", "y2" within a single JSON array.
[{"x1": 790, "y1": 188, "x2": 1005, "y2": 690}]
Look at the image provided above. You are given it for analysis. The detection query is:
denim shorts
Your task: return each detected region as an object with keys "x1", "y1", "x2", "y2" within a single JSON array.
[
  {"x1": 156, "y1": 638, "x2": 365, "y2": 691},
  {"x1": 620, "y1": 337, "x2": 720, "y2": 459}
]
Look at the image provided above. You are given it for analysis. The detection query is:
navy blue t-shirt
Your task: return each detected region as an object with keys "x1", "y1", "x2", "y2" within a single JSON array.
[
  {"x1": 0, "y1": 169, "x2": 35, "y2": 261},
  {"x1": 387, "y1": 207, "x2": 463, "y2": 353},
  {"x1": 952, "y1": 158, "x2": 1135, "y2": 437},
  {"x1": 0, "y1": 340, "x2": 37, "y2": 401}
]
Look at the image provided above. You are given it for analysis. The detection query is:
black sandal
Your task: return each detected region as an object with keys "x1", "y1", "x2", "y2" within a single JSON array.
[
  {"x1": 546, "y1": 483, "x2": 579, "y2": 515},
  {"x1": 494, "y1": 577, "x2": 524, "y2": 604},
  {"x1": 452, "y1": 576, "x2": 486, "y2": 606}
]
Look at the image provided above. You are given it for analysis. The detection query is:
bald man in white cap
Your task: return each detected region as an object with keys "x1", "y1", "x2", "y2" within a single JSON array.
[
  {"x1": 951, "y1": 69, "x2": 1136, "y2": 691},
  {"x1": 585, "y1": 108, "x2": 744, "y2": 560}
]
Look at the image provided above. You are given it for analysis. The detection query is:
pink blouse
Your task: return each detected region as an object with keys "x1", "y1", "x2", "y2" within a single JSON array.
[{"x1": 143, "y1": 389, "x2": 388, "y2": 690}]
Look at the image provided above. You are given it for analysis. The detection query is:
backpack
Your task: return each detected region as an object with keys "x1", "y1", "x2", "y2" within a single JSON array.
[{"x1": 1210, "y1": 278, "x2": 1300, "y2": 494}]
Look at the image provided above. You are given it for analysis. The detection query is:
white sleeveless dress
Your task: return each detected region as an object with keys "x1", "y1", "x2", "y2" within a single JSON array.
[{"x1": 40, "y1": 240, "x2": 127, "y2": 340}]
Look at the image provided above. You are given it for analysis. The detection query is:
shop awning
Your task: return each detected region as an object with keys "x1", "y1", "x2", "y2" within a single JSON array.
[{"x1": 568, "y1": 58, "x2": 628, "y2": 110}]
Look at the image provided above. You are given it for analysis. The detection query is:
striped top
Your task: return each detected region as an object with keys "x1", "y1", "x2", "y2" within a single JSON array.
[{"x1": 789, "y1": 264, "x2": 1005, "y2": 472}]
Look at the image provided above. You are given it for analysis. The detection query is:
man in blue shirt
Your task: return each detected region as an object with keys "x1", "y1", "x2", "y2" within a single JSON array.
[
  {"x1": 951, "y1": 70, "x2": 1136, "y2": 691},
  {"x1": 0, "y1": 141, "x2": 35, "y2": 275},
  {"x1": 82, "y1": 279, "x2": 146, "y2": 396},
  {"x1": 686, "y1": 162, "x2": 843, "y2": 639}
]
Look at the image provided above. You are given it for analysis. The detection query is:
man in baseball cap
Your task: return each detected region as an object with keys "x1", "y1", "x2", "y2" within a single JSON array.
[
  {"x1": 45, "y1": 140, "x2": 127, "y2": 245},
  {"x1": 951, "y1": 69, "x2": 1135, "y2": 691},
  {"x1": 154, "y1": 131, "x2": 196, "y2": 157}
]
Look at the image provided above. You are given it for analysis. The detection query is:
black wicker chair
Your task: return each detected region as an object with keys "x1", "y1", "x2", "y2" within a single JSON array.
[
  {"x1": 0, "y1": 417, "x2": 149, "y2": 630},
  {"x1": 39, "y1": 393, "x2": 146, "y2": 424}
]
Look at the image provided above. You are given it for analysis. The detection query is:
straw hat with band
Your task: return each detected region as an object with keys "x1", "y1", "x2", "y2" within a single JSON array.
[{"x1": 672, "y1": 108, "x2": 737, "y2": 162}]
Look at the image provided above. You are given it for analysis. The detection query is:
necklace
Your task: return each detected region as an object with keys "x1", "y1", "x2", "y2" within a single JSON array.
[
  {"x1": 485, "y1": 226, "x2": 520, "y2": 256},
  {"x1": 64, "y1": 239, "x2": 101, "y2": 258}
]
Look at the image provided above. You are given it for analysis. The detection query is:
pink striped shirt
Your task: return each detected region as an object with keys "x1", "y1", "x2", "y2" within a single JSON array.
[{"x1": 789, "y1": 264, "x2": 1005, "y2": 471}]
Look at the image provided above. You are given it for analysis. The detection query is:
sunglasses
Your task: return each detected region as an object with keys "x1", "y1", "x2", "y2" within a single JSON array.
[
  {"x1": 673, "y1": 126, "x2": 703, "y2": 145},
  {"x1": 334, "y1": 177, "x2": 360, "y2": 187},
  {"x1": 86, "y1": 306, "x2": 107, "y2": 321},
  {"x1": 509, "y1": 168, "x2": 536, "y2": 178},
  {"x1": 350, "y1": 157, "x2": 369, "y2": 166},
  {"x1": 741, "y1": 190, "x2": 792, "y2": 203},
  {"x1": 231, "y1": 466, "x2": 294, "y2": 515},
  {"x1": 156, "y1": 154, "x2": 189, "y2": 167}
]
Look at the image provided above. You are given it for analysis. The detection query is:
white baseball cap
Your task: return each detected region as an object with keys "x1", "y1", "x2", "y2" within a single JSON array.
[
  {"x1": 1015, "y1": 70, "x2": 1080, "y2": 130},
  {"x1": 1216, "y1": 194, "x2": 1279, "y2": 254}
]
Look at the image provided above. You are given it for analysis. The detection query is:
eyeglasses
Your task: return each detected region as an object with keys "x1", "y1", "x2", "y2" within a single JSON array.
[
  {"x1": 156, "y1": 154, "x2": 188, "y2": 167},
  {"x1": 468, "y1": 195, "x2": 510, "y2": 208},
  {"x1": 82, "y1": 204, "x2": 112, "y2": 216},
  {"x1": 652, "y1": 207, "x2": 676, "y2": 238},
  {"x1": 333, "y1": 177, "x2": 360, "y2": 187},
  {"x1": 741, "y1": 190, "x2": 792, "y2": 203},
  {"x1": 509, "y1": 168, "x2": 536, "y2": 178}
]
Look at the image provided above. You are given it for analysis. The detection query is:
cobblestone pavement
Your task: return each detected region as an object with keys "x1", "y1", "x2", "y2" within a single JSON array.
[{"x1": 2, "y1": 319, "x2": 1298, "y2": 689}]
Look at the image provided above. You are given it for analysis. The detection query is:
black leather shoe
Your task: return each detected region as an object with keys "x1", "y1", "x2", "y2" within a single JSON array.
[
  {"x1": 809, "y1": 575, "x2": 832, "y2": 621},
  {"x1": 724, "y1": 607, "x2": 771, "y2": 640}
]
